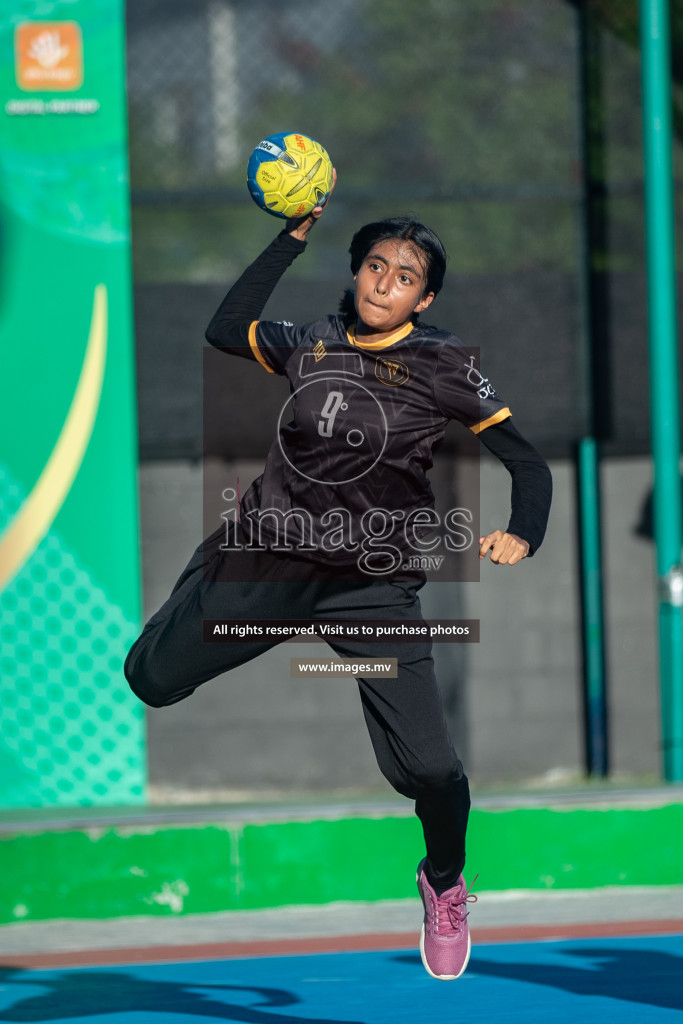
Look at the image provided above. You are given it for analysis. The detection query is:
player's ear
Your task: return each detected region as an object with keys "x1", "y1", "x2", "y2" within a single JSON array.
[{"x1": 414, "y1": 291, "x2": 435, "y2": 314}]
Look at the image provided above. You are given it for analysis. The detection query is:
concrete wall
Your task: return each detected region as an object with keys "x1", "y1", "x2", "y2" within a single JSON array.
[{"x1": 136, "y1": 454, "x2": 661, "y2": 797}]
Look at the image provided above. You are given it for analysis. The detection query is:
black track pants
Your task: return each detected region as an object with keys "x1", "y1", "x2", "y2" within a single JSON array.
[{"x1": 125, "y1": 526, "x2": 471, "y2": 891}]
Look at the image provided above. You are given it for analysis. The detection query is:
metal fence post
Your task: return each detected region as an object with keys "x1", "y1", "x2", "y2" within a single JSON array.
[{"x1": 639, "y1": 0, "x2": 683, "y2": 781}]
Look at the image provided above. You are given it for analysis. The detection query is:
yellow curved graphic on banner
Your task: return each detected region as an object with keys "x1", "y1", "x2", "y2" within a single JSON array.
[{"x1": 0, "y1": 284, "x2": 108, "y2": 593}]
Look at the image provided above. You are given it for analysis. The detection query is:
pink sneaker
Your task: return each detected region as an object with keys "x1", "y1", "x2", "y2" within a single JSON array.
[{"x1": 416, "y1": 858, "x2": 477, "y2": 980}]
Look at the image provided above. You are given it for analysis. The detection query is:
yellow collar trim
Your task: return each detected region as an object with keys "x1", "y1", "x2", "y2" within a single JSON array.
[{"x1": 346, "y1": 321, "x2": 414, "y2": 350}]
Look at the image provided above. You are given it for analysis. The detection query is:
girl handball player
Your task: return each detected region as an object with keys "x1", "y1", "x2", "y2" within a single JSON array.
[{"x1": 125, "y1": 178, "x2": 552, "y2": 980}]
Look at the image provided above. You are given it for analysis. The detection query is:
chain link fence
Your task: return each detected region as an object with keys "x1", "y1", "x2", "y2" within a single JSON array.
[{"x1": 127, "y1": 0, "x2": 680, "y2": 459}]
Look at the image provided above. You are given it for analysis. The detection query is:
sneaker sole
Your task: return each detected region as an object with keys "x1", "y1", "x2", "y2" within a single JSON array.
[{"x1": 417, "y1": 867, "x2": 472, "y2": 981}]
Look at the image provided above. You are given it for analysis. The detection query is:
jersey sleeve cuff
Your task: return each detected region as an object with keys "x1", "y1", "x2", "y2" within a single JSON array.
[
  {"x1": 470, "y1": 407, "x2": 512, "y2": 435},
  {"x1": 248, "y1": 321, "x2": 275, "y2": 373}
]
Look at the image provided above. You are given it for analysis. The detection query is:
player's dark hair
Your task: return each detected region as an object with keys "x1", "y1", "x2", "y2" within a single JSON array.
[{"x1": 339, "y1": 216, "x2": 447, "y2": 323}]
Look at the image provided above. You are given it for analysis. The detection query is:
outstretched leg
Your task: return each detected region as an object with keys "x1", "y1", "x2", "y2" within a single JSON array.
[
  {"x1": 316, "y1": 574, "x2": 474, "y2": 981},
  {"x1": 315, "y1": 576, "x2": 470, "y2": 890}
]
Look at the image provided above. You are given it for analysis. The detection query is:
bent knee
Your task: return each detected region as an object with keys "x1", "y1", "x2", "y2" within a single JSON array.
[
  {"x1": 124, "y1": 644, "x2": 194, "y2": 709},
  {"x1": 124, "y1": 657, "x2": 166, "y2": 708}
]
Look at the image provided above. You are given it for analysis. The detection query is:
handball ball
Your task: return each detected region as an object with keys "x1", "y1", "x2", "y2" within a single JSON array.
[{"x1": 247, "y1": 132, "x2": 333, "y2": 219}]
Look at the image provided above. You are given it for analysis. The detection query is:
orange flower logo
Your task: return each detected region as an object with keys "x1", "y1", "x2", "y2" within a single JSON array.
[{"x1": 15, "y1": 22, "x2": 84, "y2": 91}]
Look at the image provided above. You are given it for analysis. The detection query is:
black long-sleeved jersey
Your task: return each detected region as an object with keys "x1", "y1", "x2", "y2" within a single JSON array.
[{"x1": 206, "y1": 231, "x2": 552, "y2": 575}]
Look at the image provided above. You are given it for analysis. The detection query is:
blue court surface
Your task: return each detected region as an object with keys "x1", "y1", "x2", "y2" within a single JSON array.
[{"x1": 0, "y1": 933, "x2": 681, "y2": 1023}]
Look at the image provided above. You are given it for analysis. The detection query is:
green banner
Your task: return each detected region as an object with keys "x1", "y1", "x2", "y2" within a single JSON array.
[{"x1": 0, "y1": 0, "x2": 145, "y2": 806}]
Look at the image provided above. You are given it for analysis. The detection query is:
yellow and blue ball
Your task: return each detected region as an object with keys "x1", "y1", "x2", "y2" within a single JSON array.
[{"x1": 247, "y1": 132, "x2": 333, "y2": 219}]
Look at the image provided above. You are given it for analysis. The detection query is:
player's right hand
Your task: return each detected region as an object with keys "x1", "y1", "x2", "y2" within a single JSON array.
[{"x1": 286, "y1": 168, "x2": 337, "y2": 242}]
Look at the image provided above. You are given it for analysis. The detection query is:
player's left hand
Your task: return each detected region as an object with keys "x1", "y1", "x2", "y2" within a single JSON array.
[{"x1": 478, "y1": 530, "x2": 529, "y2": 565}]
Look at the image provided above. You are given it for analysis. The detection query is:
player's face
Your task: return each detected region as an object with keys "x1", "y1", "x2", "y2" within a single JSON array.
[{"x1": 354, "y1": 239, "x2": 435, "y2": 340}]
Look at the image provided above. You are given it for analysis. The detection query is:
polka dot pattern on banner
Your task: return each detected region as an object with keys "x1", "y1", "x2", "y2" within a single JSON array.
[{"x1": 0, "y1": 466, "x2": 146, "y2": 808}]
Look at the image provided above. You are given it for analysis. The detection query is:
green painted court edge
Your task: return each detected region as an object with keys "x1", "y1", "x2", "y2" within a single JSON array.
[{"x1": 1, "y1": 804, "x2": 682, "y2": 923}]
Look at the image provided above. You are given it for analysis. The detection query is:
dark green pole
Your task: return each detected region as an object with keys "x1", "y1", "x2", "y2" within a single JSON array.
[
  {"x1": 576, "y1": 0, "x2": 609, "y2": 776},
  {"x1": 639, "y1": 0, "x2": 683, "y2": 781},
  {"x1": 576, "y1": 438, "x2": 608, "y2": 775}
]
